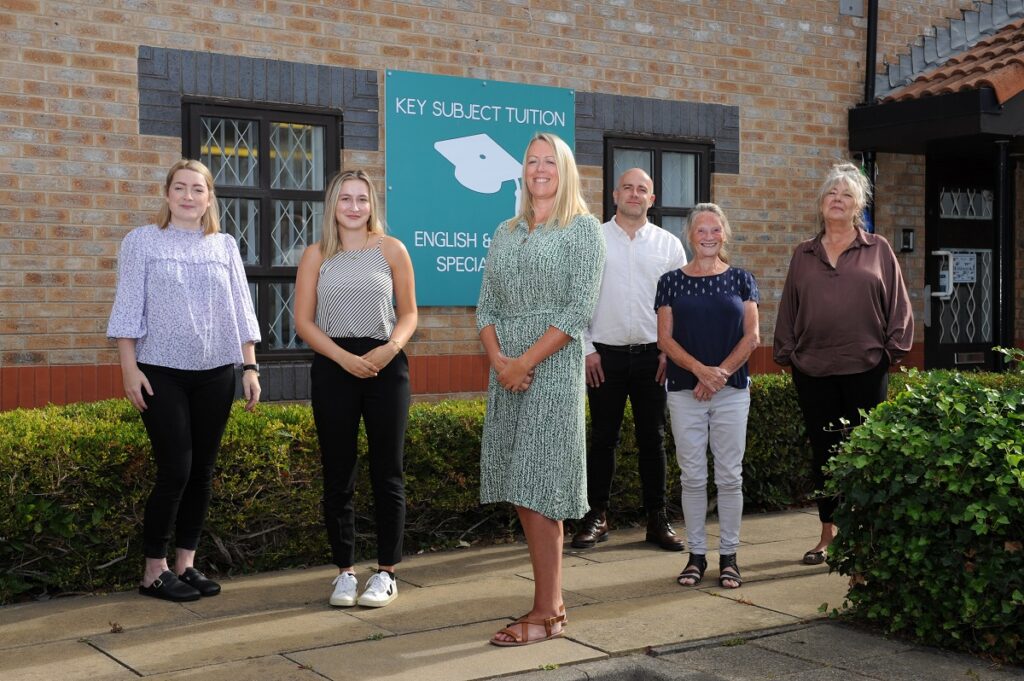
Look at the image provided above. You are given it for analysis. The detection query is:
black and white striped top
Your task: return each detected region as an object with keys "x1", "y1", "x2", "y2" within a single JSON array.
[{"x1": 315, "y1": 240, "x2": 396, "y2": 340}]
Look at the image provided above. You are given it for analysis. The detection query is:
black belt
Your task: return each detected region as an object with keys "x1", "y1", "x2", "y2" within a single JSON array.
[{"x1": 594, "y1": 342, "x2": 658, "y2": 354}]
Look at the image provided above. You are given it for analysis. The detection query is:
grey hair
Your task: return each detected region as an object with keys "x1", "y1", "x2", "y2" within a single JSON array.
[
  {"x1": 815, "y1": 162, "x2": 871, "y2": 231},
  {"x1": 685, "y1": 202, "x2": 732, "y2": 263}
]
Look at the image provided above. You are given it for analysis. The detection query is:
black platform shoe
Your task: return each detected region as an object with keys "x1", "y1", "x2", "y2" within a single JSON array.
[
  {"x1": 139, "y1": 570, "x2": 201, "y2": 602},
  {"x1": 178, "y1": 567, "x2": 221, "y2": 597}
]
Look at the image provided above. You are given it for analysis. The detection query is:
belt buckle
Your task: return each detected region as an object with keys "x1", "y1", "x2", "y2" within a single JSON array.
[{"x1": 628, "y1": 344, "x2": 645, "y2": 354}]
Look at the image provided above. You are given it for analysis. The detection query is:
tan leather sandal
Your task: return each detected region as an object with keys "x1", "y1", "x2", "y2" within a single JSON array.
[{"x1": 490, "y1": 613, "x2": 565, "y2": 647}]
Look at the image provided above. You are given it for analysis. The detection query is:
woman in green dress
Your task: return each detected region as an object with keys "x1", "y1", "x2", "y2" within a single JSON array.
[{"x1": 477, "y1": 132, "x2": 606, "y2": 646}]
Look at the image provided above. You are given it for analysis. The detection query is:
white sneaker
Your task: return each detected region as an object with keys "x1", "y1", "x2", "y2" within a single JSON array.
[
  {"x1": 329, "y1": 572, "x2": 358, "y2": 607},
  {"x1": 357, "y1": 571, "x2": 397, "y2": 607}
]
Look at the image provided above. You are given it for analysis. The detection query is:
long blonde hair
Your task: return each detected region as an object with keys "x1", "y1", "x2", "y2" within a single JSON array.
[
  {"x1": 512, "y1": 131, "x2": 588, "y2": 230},
  {"x1": 156, "y1": 159, "x2": 220, "y2": 236},
  {"x1": 686, "y1": 202, "x2": 733, "y2": 264},
  {"x1": 319, "y1": 169, "x2": 385, "y2": 260}
]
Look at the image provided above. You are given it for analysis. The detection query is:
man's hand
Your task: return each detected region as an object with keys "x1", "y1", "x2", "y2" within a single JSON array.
[{"x1": 585, "y1": 351, "x2": 605, "y2": 388}]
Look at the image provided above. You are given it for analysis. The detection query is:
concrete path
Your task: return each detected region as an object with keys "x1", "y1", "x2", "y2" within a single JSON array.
[{"x1": 1, "y1": 509, "x2": 1018, "y2": 680}]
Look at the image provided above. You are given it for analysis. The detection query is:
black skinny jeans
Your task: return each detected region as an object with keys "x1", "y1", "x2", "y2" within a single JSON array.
[
  {"x1": 586, "y1": 344, "x2": 668, "y2": 514},
  {"x1": 791, "y1": 358, "x2": 889, "y2": 523},
  {"x1": 137, "y1": 363, "x2": 236, "y2": 559},
  {"x1": 311, "y1": 337, "x2": 410, "y2": 568}
]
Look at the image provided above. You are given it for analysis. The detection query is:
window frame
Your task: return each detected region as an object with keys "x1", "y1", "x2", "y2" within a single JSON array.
[
  {"x1": 602, "y1": 136, "x2": 712, "y2": 230},
  {"x1": 185, "y1": 102, "x2": 340, "y2": 360}
]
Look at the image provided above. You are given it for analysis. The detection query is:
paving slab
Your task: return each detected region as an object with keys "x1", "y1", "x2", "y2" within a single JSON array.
[
  {"x1": 289, "y1": 619, "x2": 606, "y2": 681},
  {"x1": 710, "y1": 571, "x2": 849, "y2": 620},
  {"x1": 179, "y1": 565, "x2": 343, "y2": 618},
  {"x1": 854, "y1": 648, "x2": 1024, "y2": 680},
  {"x1": 502, "y1": 654, "x2": 721, "y2": 680},
  {"x1": 345, "y1": 575, "x2": 560, "y2": 634},
  {"x1": 0, "y1": 593, "x2": 199, "y2": 650},
  {"x1": 398, "y1": 543, "x2": 594, "y2": 587},
  {"x1": 145, "y1": 654, "x2": 324, "y2": 680},
  {"x1": 750, "y1": 622, "x2": 913, "y2": 667},
  {"x1": 565, "y1": 526, "x2": 687, "y2": 564},
  {"x1": 89, "y1": 607, "x2": 387, "y2": 675},
  {"x1": 734, "y1": 509, "x2": 820, "y2": 545},
  {"x1": 658, "y1": 638, "x2": 821, "y2": 680},
  {"x1": 561, "y1": 590, "x2": 799, "y2": 654},
  {"x1": 561, "y1": 551, "x2": 692, "y2": 602},
  {"x1": 0, "y1": 639, "x2": 137, "y2": 681}
]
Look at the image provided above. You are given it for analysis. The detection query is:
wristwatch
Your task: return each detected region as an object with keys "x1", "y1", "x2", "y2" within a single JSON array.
[{"x1": 242, "y1": 363, "x2": 260, "y2": 377}]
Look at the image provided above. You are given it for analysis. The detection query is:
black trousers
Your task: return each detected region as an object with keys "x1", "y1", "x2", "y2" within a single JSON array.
[
  {"x1": 791, "y1": 358, "x2": 889, "y2": 523},
  {"x1": 586, "y1": 344, "x2": 668, "y2": 513},
  {"x1": 311, "y1": 337, "x2": 410, "y2": 568},
  {"x1": 137, "y1": 363, "x2": 236, "y2": 559}
]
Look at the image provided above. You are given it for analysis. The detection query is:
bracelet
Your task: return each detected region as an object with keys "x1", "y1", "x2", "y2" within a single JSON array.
[{"x1": 389, "y1": 339, "x2": 402, "y2": 352}]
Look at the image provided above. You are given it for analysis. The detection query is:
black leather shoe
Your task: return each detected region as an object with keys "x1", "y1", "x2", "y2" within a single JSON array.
[
  {"x1": 645, "y1": 508, "x2": 685, "y2": 551},
  {"x1": 178, "y1": 567, "x2": 221, "y2": 597},
  {"x1": 139, "y1": 570, "x2": 201, "y2": 602},
  {"x1": 571, "y1": 510, "x2": 609, "y2": 549}
]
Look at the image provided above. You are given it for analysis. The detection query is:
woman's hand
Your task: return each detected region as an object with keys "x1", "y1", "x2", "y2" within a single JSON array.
[
  {"x1": 361, "y1": 343, "x2": 399, "y2": 372},
  {"x1": 495, "y1": 353, "x2": 534, "y2": 393},
  {"x1": 242, "y1": 371, "x2": 261, "y2": 411},
  {"x1": 694, "y1": 364, "x2": 729, "y2": 393},
  {"x1": 337, "y1": 349, "x2": 380, "y2": 379},
  {"x1": 122, "y1": 365, "x2": 153, "y2": 411}
]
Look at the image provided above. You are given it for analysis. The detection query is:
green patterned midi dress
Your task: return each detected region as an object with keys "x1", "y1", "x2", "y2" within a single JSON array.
[{"x1": 476, "y1": 213, "x2": 606, "y2": 520}]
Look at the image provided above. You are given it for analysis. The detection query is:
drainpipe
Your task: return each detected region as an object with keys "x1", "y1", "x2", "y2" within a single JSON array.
[
  {"x1": 861, "y1": 0, "x2": 879, "y2": 230},
  {"x1": 995, "y1": 141, "x2": 1013, "y2": 371}
]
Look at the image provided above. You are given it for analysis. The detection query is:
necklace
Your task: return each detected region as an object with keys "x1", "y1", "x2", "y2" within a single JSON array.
[{"x1": 689, "y1": 259, "x2": 723, "y2": 276}]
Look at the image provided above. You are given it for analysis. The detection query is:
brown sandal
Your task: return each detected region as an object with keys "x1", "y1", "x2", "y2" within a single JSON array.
[
  {"x1": 517, "y1": 604, "x2": 567, "y2": 626},
  {"x1": 490, "y1": 613, "x2": 565, "y2": 647}
]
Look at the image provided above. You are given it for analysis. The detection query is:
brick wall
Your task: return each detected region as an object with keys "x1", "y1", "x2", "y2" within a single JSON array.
[{"x1": 0, "y1": 1, "x2": 986, "y2": 407}]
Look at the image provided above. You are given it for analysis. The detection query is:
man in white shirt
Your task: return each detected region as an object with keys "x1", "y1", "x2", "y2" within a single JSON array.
[{"x1": 572, "y1": 168, "x2": 688, "y2": 551}]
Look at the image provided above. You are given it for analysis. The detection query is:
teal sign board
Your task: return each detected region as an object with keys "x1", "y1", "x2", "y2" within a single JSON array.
[{"x1": 385, "y1": 70, "x2": 575, "y2": 306}]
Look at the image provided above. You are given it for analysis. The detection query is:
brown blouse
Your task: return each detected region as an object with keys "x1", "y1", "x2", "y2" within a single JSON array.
[{"x1": 773, "y1": 229, "x2": 913, "y2": 377}]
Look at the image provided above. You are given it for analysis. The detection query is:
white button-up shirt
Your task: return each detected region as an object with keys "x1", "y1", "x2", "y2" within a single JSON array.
[{"x1": 584, "y1": 217, "x2": 687, "y2": 355}]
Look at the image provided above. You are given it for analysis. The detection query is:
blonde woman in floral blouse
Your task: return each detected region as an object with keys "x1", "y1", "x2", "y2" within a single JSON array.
[{"x1": 107, "y1": 159, "x2": 261, "y2": 603}]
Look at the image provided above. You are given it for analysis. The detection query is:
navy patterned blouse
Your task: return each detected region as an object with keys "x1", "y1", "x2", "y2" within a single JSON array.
[{"x1": 654, "y1": 267, "x2": 759, "y2": 392}]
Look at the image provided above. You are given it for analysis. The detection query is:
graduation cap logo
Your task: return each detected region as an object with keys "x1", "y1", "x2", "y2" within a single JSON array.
[{"x1": 434, "y1": 134, "x2": 522, "y2": 213}]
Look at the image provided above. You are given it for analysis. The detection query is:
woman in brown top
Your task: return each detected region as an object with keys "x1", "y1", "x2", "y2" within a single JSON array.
[{"x1": 773, "y1": 162, "x2": 913, "y2": 565}]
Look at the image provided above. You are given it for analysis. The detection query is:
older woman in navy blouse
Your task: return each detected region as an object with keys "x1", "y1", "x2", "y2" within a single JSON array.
[
  {"x1": 656, "y1": 203, "x2": 760, "y2": 590},
  {"x1": 107, "y1": 159, "x2": 261, "y2": 602}
]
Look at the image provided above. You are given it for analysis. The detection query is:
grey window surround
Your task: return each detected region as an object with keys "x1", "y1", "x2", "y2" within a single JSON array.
[
  {"x1": 575, "y1": 92, "x2": 739, "y2": 174},
  {"x1": 137, "y1": 45, "x2": 379, "y2": 151}
]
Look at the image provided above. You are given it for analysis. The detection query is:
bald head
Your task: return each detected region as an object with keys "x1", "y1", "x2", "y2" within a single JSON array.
[{"x1": 613, "y1": 168, "x2": 655, "y2": 225}]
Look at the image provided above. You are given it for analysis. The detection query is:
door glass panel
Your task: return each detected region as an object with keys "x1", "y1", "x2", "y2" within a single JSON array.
[
  {"x1": 200, "y1": 117, "x2": 258, "y2": 187},
  {"x1": 272, "y1": 200, "x2": 323, "y2": 266},
  {"x1": 936, "y1": 248, "x2": 992, "y2": 344},
  {"x1": 612, "y1": 148, "x2": 652, "y2": 183},
  {"x1": 219, "y1": 197, "x2": 260, "y2": 265},
  {"x1": 270, "y1": 122, "x2": 325, "y2": 190},
  {"x1": 662, "y1": 152, "x2": 696, "y2": 208}
]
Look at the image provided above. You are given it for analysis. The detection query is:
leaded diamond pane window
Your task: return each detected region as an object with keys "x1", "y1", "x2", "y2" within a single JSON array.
[
  {"x1": 201, "y1": 117, "x2": 258, "y2": 187},
  {"x1": 188, "y1": 105, "x2": 340, "y2": 359}
]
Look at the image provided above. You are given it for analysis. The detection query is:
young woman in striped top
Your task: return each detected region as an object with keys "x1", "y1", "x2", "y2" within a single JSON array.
[{"x1": 294, "y1": 169, "x2": 417, "y2": 609}]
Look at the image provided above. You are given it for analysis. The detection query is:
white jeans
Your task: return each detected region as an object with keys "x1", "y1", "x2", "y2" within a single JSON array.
[{"x1": 666, "y1": 387, "x2": 750, "y2": 556}]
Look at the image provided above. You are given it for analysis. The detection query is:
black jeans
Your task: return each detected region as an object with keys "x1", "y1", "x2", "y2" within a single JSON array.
[
  {"x1": 791, "y1": 358, "x2": 889, "y2": 523},
  {"x1": 586, "y1": 344, "x2": 668, "y2": 513},
  {"x1": 311, "y1": 337, "x2": 410, "y2": 568},
  {"x1": 137, "y1": 363, "x2": 236, "y2": 559}
]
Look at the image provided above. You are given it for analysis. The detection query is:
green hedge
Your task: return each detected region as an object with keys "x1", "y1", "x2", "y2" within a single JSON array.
[
  {"x1": 0, "y1": 374, "x2": 815, "y2": 603},
  {"x1": 828, "y1": 368, "x2": 1024, "y2": 663}
]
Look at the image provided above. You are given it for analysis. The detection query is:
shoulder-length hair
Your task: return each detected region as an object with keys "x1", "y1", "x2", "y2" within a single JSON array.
[
  {"x1": 686, "y1": 202, "x2": 733, "y2": 264},
  {"x1": 512, "y1": 131, "x2": 589, "y2": 230},
  {"x1": 815, "y1": 161, "x2": 872, "y2": 231},
  {"x1": 319, "y1": 169, "x2": 385, "y2": 261},
  {"x1": 156, "y1": 159, "x2": 221, "y2": 236}
]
